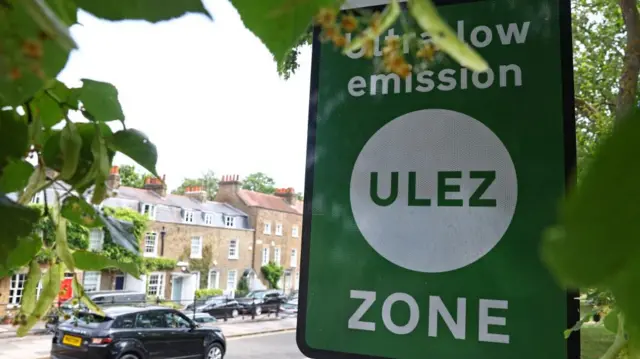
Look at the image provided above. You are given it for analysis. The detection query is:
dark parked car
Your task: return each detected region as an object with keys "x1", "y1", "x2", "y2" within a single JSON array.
[
  {"x1": 236, "y1": 290, "x2": 287, "y2": 315},
  {"x1": 51, "y1": 306, "x2": 226, "y2": 359},
  {"x1": 46, "y1": 291, "x2": 147, "y2": 331},
  {"x1": 198, "y1": 296, "x2": 242, "y2": 319}
]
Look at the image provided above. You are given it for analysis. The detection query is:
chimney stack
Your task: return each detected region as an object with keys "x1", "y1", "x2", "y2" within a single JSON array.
[
  {"x1": 107, "y1": 166, "x2": 121, "y2": 192},
  {"x1": 185, "y1": 185, "x2": 208, "y2": 202},
  {"x1": 144, "y1": 175, "x2": 167, "y2": 197},
  {"x1": 274, "y1": 187, "x2": 297, "y2": 206}
]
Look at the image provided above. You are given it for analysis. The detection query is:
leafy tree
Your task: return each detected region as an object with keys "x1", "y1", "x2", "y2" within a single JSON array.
[
  {"x1": 261, "y1": 262, "x2": 285, "y2": 289},
  {"x1": 172, "y1": 170, "x2": 219, "y2": 200},
  {"x1": 242, "y1": 172, "x2": 276, "y2": 194},
  {"x1": 118, "y1": 165, "x2": 145, "y2": 188}
]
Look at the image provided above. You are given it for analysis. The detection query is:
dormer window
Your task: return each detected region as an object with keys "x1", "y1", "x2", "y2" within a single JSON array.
[
  {"x1": 31, "y1": 192, "x2": 43, "y2": 204},
  {"x1": 184, "y1": 210, "x2": 194, "y2": 223},
  {"x1": 224, "y1": 216, "x2": 235, "y2": 228},
  {"x1": 204, "y1": 213, "x2": 213, "y2": 225},
  {"x1": 141, "y1": 203, "x2": 156, "y2": 220}
]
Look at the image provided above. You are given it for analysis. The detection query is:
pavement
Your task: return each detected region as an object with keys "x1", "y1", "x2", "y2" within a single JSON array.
[
  {"x1": 226, "y1": 331, "x2": 308, "y2": 358},
  {"x1": 0, "y1": 317, "x2": 298, "y2": 359}
]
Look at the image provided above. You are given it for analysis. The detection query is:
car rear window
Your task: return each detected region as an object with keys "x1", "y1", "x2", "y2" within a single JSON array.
[{"x1": 64, "y1": 312, "x2": 113, "y2": 329}]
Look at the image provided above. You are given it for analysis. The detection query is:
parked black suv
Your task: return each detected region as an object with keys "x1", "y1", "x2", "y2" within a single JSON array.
[
  {"x1": 236, "y1": 290, "x2": 287, "y2": 315},
  {"x1": 51, "y1": 306, "x2": 226, "y2": 359}
]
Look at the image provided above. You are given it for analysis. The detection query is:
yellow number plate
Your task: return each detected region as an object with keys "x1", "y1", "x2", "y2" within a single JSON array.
[{"x1": 62, "y1": 335, "x2": 82, "y2": 347}]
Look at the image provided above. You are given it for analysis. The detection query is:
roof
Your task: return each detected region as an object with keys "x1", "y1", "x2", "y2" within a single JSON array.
[
  {"x1": 237, "y1": 189, "x2": 303, "y2": 215},
  {"x1": 102, "y1": 186, "x2": 252, "y2": 229}
]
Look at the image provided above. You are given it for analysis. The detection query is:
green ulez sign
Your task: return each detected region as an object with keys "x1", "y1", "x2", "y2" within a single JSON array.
[{"x1": 296, "y1": 0, "x2": 578, "y2": 358}]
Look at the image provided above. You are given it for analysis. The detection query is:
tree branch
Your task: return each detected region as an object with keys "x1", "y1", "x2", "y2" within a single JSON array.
[{"x1": 615, "y1": 0, "x2": 640, "y2": 122}]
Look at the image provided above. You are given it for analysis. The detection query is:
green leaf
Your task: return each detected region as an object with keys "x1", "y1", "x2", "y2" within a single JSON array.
[
  {"x1": 0, "y1": 160, "x2": 35, "y2": 193},
  {"x1": 73, "y1": 250, "x2": 140, "y2": 278},
  {"x1": 55, "y1": 216, "x2": 75, "y2": 270},
  {"x1": 408, "y1": 0, "x2": 488, "y2": 72},
  {"x1": 74, "y1": 0, "x2": 211, "y2": 22},
  {"x1": 229, "y1": 0, "x2": 339, "y2": 64},
  {"x1": 541, "y1": 110, "x2": 640, "y2": 343},
  {"x1": 0, "y1": 110, "x2": 29, "y2": 163},
  {"x1": 97, "y1": 211, "x2": 140, "y2": 254},
  {"x1": 77, "y1": 79, "x2": 124, "y2": 122},
  {"x1": 72, "y1": 277, "x2": 104, "y2": 315},
  {"x1": 17, "y1": 166, "x2": 47, "y2": 204},
  {"x1": 563, "y1": 329, "x2": 572, "y2": 339},
  {"x1": 0, "y1": 196, "x2": 41, "y2": 270},
  {"x1": 45, "y1": 0, "x2": 78, "y2": 26},
  {"x1": 20, "y1": 260, "x2": 42, "y2": 315},
  {"x1": 0, "y1": 1, "x2": 73, "y2": 105},
  {"x1": 542, "y1": 111, "x2": 640, "y2": 288},
  {"x1": 89, "y1": 135, "x2": 111, "y2": 204},
  {"x1": 29, "y1": 91, "x2": 66, "y2": 129},
  {"x1": 605, "y1": 309, "x2": 620, "y2": 334},
  {"x1": 42, "y1": 123, "x2": 115, "y2": 192},
  {"x1": 18, "y1": 262, "x2": 62, "y2": 336},
  {"x1": 61, "y1": 196, "x2": 103, "y2": 228},
  {"x1": 59, "y1": 121, "x2": 82, "y2": 180},
  {"x1": 109, "y1": 129, "x2": 159, "y2": 177},
  {"x1": 0, "y1": 235, "x2": 43, "y2": 277}
]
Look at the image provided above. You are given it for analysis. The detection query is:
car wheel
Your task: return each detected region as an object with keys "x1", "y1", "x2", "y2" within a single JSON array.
[
  {"x1": 206, "y1": 342, "x2": 224, "y2": 359},
  {"x1": 254, "y1": 306, "x2": 262, "y2": 316},
  {"x1": 231, "y1": 309, "x2": 239, "y2": 318},
  {"x1": 120, "y1": 353, "x2": 140, "y2": 359}
]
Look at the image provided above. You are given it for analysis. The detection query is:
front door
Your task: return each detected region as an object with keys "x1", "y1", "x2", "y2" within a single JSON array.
[
  {"x1": 172, "y1": 277, "x2": 183, "y2": 302},
  {"x1": 134, "y1": 310, "x2": 172, "y2": 359},
  {"x1": 115, "y1": 275, "x2": 125, "y2": 290}
]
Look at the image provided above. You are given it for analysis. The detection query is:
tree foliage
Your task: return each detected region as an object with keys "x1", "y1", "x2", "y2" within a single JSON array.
[
  {"x1": 261, "y1": 261, "x2": 284, "y2": 289},
  {"x1": 118, "y1": 164, "x2": 146, "y2": 188},
  {"x1": 242, "y1": 172, "x2": 276, "y2": 194},
  {"x1": 172, "y1": 170, "x2": 219, "y2": 200}
]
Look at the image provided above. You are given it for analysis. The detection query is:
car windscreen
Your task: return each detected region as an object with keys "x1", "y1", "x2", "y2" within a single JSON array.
[
  {"x1": 63, "y1": 312, "x2": 113, "y2": 329},
  {"x1": 205, "y1": 298, "x2": 225, "y2": 305}
]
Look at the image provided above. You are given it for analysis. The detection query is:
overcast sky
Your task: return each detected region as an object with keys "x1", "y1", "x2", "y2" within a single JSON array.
[{"x1": 58, "y1": 0, "x2": 312, "y2": 193}]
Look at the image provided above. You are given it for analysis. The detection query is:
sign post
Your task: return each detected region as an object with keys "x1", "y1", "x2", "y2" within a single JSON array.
[{"x1": 298, "y1": 0, "x2": 578, "y2": 358}]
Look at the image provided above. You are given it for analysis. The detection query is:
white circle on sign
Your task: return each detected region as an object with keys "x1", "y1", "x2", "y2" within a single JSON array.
[{"x1": 349, "y1": 109, "x2": 518, "y2": 273}]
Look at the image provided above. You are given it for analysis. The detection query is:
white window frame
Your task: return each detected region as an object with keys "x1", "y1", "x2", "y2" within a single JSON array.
[
  {"x1": 141, "y1": 203, "x2": 157, "y2": 220},
  {"x1": 9, "y1": 273, "x2": 26, "y2": 306},
  {"x1": 224, "y1": 216, "x2": 235, "y2": 228},
  {"x1": 263, "y1": 222, "x2": 271, "y2": 234},
  {"x1": 143, "y1": 232, "x2": 158, "y2": 258},
  {"x1": 204, "y1": 213, "x2": 213, "y2": 226},
  {"x1": 262, "y1": 247, "x2": 270, "y2": 266},
  {"x1": 291, "y1": 249, "x2": 298, "y2": 268},
  {"x1": 228, "y1": 239, "x2": 239, "y2": 260},
  {"x1": 292, "y1": 226, "x2": 299, "y2": 238},
  {"x1": 31, "y1": 192, "x2": 43, "y2": 204},
  {"x1": 208, "y1": 270, "x2": 220, "y2": 289},
  {"x1": 183, "y1": 210, "x2": 194, "y2": 223},
  {"x1": 274, "y1": 247, "x2": 281, "y2": 265},
  {"x1": 227, "y1": 270, "x2": 237, "y2": 290},
  {"x1": 190, "y1": 236, "x2": 203, "y2": 259},
  {"x1": 88, "y1": 228, "x2": 104, "y2": 251},
  {"x1": 147, "y1": 272, "x2": 166, "y2": 298},
  {"x1": 83, "y1": 271, "x2": 101, "y2": 292},
  {"x1": 275, "y1": 223, "x2": 283, "y2": 236}
]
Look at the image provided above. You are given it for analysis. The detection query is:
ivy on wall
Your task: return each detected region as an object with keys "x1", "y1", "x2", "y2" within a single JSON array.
[{"x1": 181, "y1": 244, "x2": 213, "y2": 289}]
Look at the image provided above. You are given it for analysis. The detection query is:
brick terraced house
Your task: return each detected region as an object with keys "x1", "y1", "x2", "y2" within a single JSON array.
[
  {"x1": 99, "y1": 168, "x2": 257, "y2": 302},
  {"x1": 214, "y1": 174, "x2": 303, "y2": 294}
]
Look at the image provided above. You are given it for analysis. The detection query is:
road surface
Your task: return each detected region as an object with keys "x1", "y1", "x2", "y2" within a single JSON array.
[{"x1": 227, "y1": 331, "x2": 308, "y2": 358}]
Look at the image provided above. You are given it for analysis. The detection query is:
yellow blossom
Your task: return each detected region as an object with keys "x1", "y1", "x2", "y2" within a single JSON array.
[
  {"x1": 315, "y1": 8, "x2": 336, "y2": 27},
  {"x1": 341, "y1": 14, "x2": 358, "y2": 32}
]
